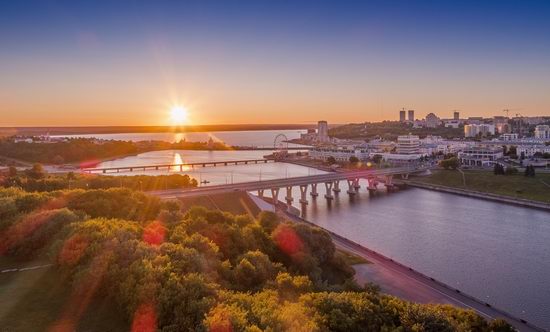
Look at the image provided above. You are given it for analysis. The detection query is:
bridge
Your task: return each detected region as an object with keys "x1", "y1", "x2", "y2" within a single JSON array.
[
  {"x1": 82, "y1": 158, "x2": 275, "y2": 174},
  {"x1": 150, "y1": 166, "x2": 425, "y2": 204}
]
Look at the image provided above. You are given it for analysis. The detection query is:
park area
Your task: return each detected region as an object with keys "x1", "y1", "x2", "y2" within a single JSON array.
[{"x1": 412, "y1": 170, "x2": 550, "y2": 203}]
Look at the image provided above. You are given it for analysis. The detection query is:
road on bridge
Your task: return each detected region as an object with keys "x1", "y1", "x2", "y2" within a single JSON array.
[{"x1": 149, "y1": 167, "x2": 420, "y2": 199}]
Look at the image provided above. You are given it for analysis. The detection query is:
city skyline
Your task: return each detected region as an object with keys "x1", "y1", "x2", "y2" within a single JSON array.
[{"x1": 2, "y1": 0, "x2": 550, "y2": 126}]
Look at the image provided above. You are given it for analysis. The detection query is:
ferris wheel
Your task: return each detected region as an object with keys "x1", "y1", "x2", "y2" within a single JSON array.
[{"x1": 273, "y1": 134, "x2": 289, "y2": 152}]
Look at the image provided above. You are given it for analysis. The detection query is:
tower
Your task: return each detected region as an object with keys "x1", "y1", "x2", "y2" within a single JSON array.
[
  {"x1": 454, "y1": 111, "x2": 459, "y2": 120},
  {"x1": 408, "y1": 110, "x2": 414, "y2": 122},
  {"x1": 399, "y1": 109, "x2": 406, "y2": 122},
  {"x1": 317, "y1": 121, "x2": 329, "y2": 143}
]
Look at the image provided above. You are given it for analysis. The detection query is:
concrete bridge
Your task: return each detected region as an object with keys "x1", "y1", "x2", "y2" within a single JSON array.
[
  {"x1": 82, "y1": 158, "x2": 275, "y2": 174},
  {"x1": 150, "y1": 166, "x2": 425, "y2": 203}
]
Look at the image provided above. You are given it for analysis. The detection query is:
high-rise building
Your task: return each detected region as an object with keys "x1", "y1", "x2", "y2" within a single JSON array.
[
  {"x1": 396, "y1": 134, "x2": 420, "y2": 154},
  {"x1": 454, "y1": 111, "x2": 460, "y2": 120},
  {"x1": 317, "y1": 120, "x2": 329, "y2": 143},
  {"x1": 408, "y1": 110, "x2": 414, "y2": 122},
  {"x1": 399, "y1": 110, "x2": 406, "y2": 122}
]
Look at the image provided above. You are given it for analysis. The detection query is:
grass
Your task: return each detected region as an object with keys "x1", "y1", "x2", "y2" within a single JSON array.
[
  {"x1": 337, "y1": 249, "x2": 370, "y2": 265},
  {"x1": 0, "y1": 256, "x2": 128, "y2": 332},
  {"x1": 412, "y1": 169, "x2": 550, "y2": 203}
]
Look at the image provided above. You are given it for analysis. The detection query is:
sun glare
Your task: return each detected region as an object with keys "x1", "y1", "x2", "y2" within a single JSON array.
[{"x1": 169, "y1": 105, "x2": 189, "y2": 125}]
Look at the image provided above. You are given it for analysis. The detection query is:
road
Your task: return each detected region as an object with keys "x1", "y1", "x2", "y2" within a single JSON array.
[
  {"x1": 282, "y1": 211, "x2": 544, "y2": 332},
  {"x1": 149, "y1": 166, "x2": 421, "y2": 199}
]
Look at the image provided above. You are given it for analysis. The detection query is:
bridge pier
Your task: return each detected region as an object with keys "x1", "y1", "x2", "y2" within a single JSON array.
[
  {"x1": 324, "y1": 182, "x2": 334, "y2": 200},
  {"x1": 367, "y1": 178, "x2": 378, "y2": 193},
  {"x1": 258, "y1": 189, "x2": 264, "y2": 198},
  {"x1": 285, "y1": 186, "x2": 294, "y2": 205},
  {"x1": 332, "y1": 180, "x2": 341, "y2": 193},
  {"x1": 346, "y1": 179, "x2": 357, "y2": 195},
  {"x1": 310, "y1": 183, "x2": 319, "y2": 197},
  {"x1": 270, "y1": 188, "x2": 280, "y2": 206},
  {"x1": 299, "y1": 185, "x2": 308, "y2": 204},
  {"x1": 180, "y1": 165, "x2": 183, "y2": 171},
  {"x1": 401, "y1": 173, "x2": 409, "y2": 179},
  {"x1": 384, "y1": 175, "x2": 396, "y2": 192}
]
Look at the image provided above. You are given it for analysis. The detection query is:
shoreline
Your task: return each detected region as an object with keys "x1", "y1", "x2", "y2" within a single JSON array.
[
  {"x1": 404, "y1": 180, "x2": 550, "y2": 212},
  {"x1": 279, "y1": 209, "x2": 545, "y2": 332}
]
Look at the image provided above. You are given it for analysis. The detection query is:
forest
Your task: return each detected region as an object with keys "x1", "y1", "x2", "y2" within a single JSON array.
[
  {"x1": 0, "y1": 165, "x2": 197, "y2": 192},
  {"x1": 0, "y1": 183, "x2": 514, "y2": 331},
  {"x1": 0, "y1": 138, "x2": 231, "y2": 165}
]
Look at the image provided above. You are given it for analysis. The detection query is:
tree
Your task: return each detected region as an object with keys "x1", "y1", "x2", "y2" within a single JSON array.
[
  {"x1": 493, "y1": 164, "x2": 505, "y2": 175},
  {"x1": 348, "y1": 156, "x2": 359, "y2": 164},
  {"x1": 439, "y1": 157, "x2": 459, "y2": 170},
  {"x1": 26, "y1": 163, "x2": 45, "y2": 179},
  {"x1": 327, "y1": 156, "x2": 336, "y2": 164},
  {"x1": 524, "y1": 165, "x2": 536, "y2": 177},
  {"x1": 52, "y1": 155, "x2": 65, "y2": 165},
  {"x1": 372, "y1": 154, "x2": 383, "y2": 164},
  {"x1": 8, "y1": 166, "x2": 17, "y2": 177},
  {"x1": 505, "y1": 166, "x2": 518, "y2": 175}
]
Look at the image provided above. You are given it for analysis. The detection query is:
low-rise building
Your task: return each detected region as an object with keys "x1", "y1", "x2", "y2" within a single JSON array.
[
  {"x1": 425, "y1": 113, "x2": 441, "y2": 128},
  {"x1": 458, "y1": 146, "x2": 503, "y2": 167},
  {"x1": 464, "y1": 124, "x2": 495, "y2": 137},
  {"x1": 444, "y1": 119, "x2": 460, "y2": 128},
  {"x1": 310, "y1": 146, "x2": 370, "y2": 162},
  {"x1": 396, "y1": 134, "x2": 420, "y2": 154},
  {"x1": 500, "y1": 133, "x2": 519, "y2": 141},
  {"x1": 534, "y1": 125, "x2": 550, "y2": 140},
  {"x1": 516, "y1": 145, "x2": 550, "y2": 157}
]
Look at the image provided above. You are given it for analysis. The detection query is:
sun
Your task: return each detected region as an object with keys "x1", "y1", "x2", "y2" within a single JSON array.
[{"x1": 169, "y1": 105, "x2": 189, "y2": 125}]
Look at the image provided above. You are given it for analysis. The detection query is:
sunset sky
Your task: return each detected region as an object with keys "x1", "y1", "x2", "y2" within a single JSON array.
[{"x1": 1, "y1": 0, "x2": 550, "y2": 126}]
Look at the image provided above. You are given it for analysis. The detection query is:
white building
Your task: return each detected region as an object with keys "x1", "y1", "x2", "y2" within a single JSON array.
[
  {"x1": 310, "y1": 146, "x2": 369, "y2": 162},
  {"x1": 425, "y1": 113, "x2": 440, "y2": 128},
  {"x1": 317, "y1": 121, "x2": 329, "y2": 143},
  {"x1": 444, "y1": 119, "x2": 460, "y2": 128},
  {"x1": 377, "y1": 152, "x2": 423, "y2": 166},
  {"x1": 500, "y1": 133, "x2": 519, "y2": 141},
  {"x1": 516, "y1": 145, "x2": 550, "y2": 157},
  {"x1": 464, "y1": 124, "x2": 495, "y2": 137},
  {"x1": 396, "y1": 135, "x2": 420, "y2": 154},
  {"x1": 367, "y1": 139, "x2": 395, "y2": 152},
  {"x1": 534, "y1": 125, "x2": 550, "y2": 140},
  {"x1": 300, "y1": 129, "x2": 317, "y2": 142},
  {"x1": 458, "y1": 146, "x2": 504, "y2": 167}
]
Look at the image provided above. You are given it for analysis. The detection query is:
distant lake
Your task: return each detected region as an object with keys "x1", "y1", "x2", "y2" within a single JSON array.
[{"x1": 54, "y1": 129, "x2": 307, "y2": 148}]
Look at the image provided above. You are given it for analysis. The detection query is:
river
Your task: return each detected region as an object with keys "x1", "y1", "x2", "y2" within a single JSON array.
[
  {"x1": 83, "y1": 132, "x2": 550, "y2": 329},
  {"x1": 53, "y1": 129, "x2": 307, "y2": 148}
]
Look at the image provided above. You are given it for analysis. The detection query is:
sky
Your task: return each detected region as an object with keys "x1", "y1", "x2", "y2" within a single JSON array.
[{"x1": 1, "y1": 0, "x2": 550, "y2": 126}]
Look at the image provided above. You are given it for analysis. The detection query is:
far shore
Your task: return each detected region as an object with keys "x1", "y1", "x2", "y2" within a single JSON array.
[{"x1": 0, "y1": 124, "x2": 315, "y2": 136}]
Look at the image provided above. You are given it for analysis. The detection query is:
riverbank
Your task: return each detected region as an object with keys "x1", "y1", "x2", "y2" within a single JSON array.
[
  {"x1": 407, "y1": 169, "x2": 550, "y2": 208},
  {"x1": 279, "y1": 209, "x2": 544, "y2": 332}
]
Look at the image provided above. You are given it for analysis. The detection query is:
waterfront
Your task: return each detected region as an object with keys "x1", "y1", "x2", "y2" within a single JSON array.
[
  {"x1": 54, "y1": 129, "x2": 307, "y2": 148},
  {"x1": 91, "y1": 149, "x2": 550, "y2": 329},
  {"x1": 294, "y1": 186, "x2": 550, "y2": 330}
]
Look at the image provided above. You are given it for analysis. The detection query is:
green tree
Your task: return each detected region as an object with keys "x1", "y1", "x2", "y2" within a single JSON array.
[
  {"x1": 26, "y1": 163, "x2": 45, "y2": 179},
  {"x1": 8, "y1": 166, "x2": 17, "y2": 177}
]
